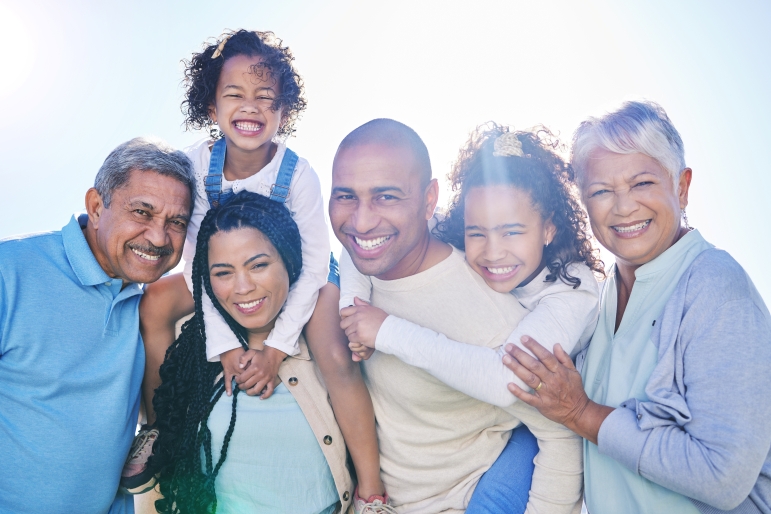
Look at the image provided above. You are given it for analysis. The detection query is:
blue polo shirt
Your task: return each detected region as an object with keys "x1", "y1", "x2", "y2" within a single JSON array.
[{"x1": 0, "y1": 215, "x2": 144, "y2": 514}]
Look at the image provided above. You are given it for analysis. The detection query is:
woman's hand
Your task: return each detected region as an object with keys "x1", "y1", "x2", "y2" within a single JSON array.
[
  {"x1": 236, "y1": 346, "x2": 287, "y2": 399},
  {"x1": 503, "y1": 336, "x2": 613, "y2": 444},
  {"x1": 339, "y1": 297, "x2": 388, "y2": 361}
]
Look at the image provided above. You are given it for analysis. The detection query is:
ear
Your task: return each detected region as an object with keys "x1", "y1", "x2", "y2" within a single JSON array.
[
  {"x1": 678, "y1": 168, "x2": 692, "y2": 209},
  {"x1": 208, "y1": 103, "x2": 218, "y2": 125},
  {"x1": 85, "y1": 188, "x2": 105, "y2": 229},
  {"x1": 544, "y1": 216, "x2": 557, "y2": 246},
  {"x1": 423, "y1": 179, "x2": 440, "y2": 221}
]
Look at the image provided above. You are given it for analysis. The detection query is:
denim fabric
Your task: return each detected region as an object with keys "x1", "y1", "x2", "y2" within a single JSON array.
[
  {"x1": 327, "y1": 253, "x2": 340, "y2": 288},
  {"x1": 466, "y1": 424, "x2": 538, "y2": 514}
]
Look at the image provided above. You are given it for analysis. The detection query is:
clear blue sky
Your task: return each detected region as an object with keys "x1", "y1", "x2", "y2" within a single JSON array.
[{"x1": 1, "y1": 0, "x2": 769, "y2": 302}]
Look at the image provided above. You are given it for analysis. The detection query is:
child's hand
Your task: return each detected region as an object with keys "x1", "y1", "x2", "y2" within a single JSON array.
[
  {"x1": 340, "y1": 297, "x2": 388, "y2": 358},
  {"x1": 235, "y1": 345, "x2": 287, "y2": 399},
  {"x1": 220, "y1": 347, "x2": 246, "y2": 397}
]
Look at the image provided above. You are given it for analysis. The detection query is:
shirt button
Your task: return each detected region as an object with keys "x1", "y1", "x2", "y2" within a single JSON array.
[
  {"x1": 288, "y1": 377, "x2": 298, "y2": 386},
  {"x1": 105, "y1": 281, "x2": 112, "y2": 286},
  {"x1": 637, "y1": 414, "x2": 643, "y2": 420},
  {"x1": 342, "y1": 491, "x2": 350, "y2": 501},
  {"x1": 323, "y1": 435, "x2": 333, "y2": 445}
]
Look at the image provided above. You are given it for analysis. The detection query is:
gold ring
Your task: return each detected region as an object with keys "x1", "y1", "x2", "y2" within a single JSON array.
[{"x1": 535, "y1": 381, "x2": 543, "y2": 392}]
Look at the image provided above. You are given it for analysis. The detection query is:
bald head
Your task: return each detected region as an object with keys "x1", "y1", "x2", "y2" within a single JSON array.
[{"x1": 336, "y1": 119, "x2": 432, "y2": 187}]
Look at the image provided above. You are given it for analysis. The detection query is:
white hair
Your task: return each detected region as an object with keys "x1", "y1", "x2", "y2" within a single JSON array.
[{"x1": 571, "y1": 100, "x2": 686, "y2": 189}]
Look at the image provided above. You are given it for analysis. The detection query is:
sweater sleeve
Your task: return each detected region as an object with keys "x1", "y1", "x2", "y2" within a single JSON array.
[
  {"x1": 373, "y1": 281, "x2": 599, "y2": 408},
  {"x1": 182, "y1": 170, "x2": 244, "y2": 362},
  {"x1": 338, "y1": 248, "x2": 373, "y2": 310},
  {"x1": 505, "y1": 402, "x2": 584, "y2": 514},
  {"x1": 262, "y1": 163, "x2": 330, "y2": 357},
  {"x1": 598, "y1": 258, "x2": 771, "y2": 511}
]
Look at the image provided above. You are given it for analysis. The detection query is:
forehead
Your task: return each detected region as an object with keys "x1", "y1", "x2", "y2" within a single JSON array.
[
  {"x1": 583, "y1": 149, "x2": 669, "y2": 184},
  {"x1": 465, "y1": 186, "x2": 540, "y2": 224},
  {"x1": 332, "y1": 143, "x2": 423, "y2": 192},
  {"x1": 209, "y1": 227, "x2": 275, "y2": 257},
  {"x1": 219, "y1": 54, "x2": 276, "y2": 88},
  {"x1": 115, "y1": 169, "x2": 191, "y2": 211}
]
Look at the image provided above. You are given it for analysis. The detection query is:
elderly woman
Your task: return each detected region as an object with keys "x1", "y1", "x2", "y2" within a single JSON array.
[
  {"x1": 503, "y1": 101, "x2": 771, "y2": 514},
  {"x1": 147, "y1": 191, "x2": 353, "y2": 514}
]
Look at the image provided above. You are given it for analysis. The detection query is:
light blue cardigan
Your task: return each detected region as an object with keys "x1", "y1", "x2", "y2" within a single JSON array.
[{"x1": 593, "y1": 246, "x2": 771, "y2": 513}]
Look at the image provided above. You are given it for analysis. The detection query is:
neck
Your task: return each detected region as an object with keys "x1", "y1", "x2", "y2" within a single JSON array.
[
  {"x1": 376, "y1": 229, "x2": 452, "y2": 281},
  {"x1": 222, "y1": 141, "x2": 278, "y2": 182},
  {"x1": 82, "y1": 224, "x2": 119, "y2": 280}
]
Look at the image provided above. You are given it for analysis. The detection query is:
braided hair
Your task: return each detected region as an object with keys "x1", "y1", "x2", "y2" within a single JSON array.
[
  {"x1": 151, "y1": 191, "x2": 302, "y2": 513},
  {"x1": 434, "y1": 123, "x2": 604, "y2": 287},
  {"x1": 182, "y1": 29, "x2": 307, "y2": 138}
]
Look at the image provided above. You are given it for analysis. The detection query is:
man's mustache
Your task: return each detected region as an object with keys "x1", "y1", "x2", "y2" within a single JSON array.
[{"x1": 127, "y1": 242, "x2": 173, "y2": 257}]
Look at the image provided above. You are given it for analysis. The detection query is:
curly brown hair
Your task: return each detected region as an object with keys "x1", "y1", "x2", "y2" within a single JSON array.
[
  {"x1": 434, "y1": 123, "x2": 604, "y2": 287},
  {"x1": 181, "y1": 29, "x2": 307, "y2": 138}
]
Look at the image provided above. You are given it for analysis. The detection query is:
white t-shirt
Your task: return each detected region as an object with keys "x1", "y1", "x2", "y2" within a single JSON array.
[
  {"x1": 340, "y1": 248, "x2": 600, "y2": 407},
  {"x1": 183, "y1": 138, "x2": 330, "y2": 360}
]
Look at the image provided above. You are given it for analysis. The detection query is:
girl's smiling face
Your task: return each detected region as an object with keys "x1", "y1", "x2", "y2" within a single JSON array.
[
  {"x1": 208, "y1": 54, "x2": 285, "y2": 157},
  {"x1": 464, "y1": 185, "x2": 556, "y2": 293},
  {"x1": 208, "y1": 227, "x2": 289, "y2": 337}
]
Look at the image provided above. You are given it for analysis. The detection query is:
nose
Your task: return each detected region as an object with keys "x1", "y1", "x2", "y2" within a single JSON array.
[
  {"x1": 482, "y1": 235, "x2": 506, "y2": 262},
  {"x1": 350, "y1": 202, "x2": 380, "y2": 235},
  {"x1": 144, "y1": 218, "x2": 170, "y2": 249},
  {"x1": 240, "y1": 98, "x2": 261, "y2": 115},
  {"x1": 612, "y1": 188, "x2": 639, "y2": 218},
  {"x1": 233, "y1": 270, "x2": 256, "y2": 296}
]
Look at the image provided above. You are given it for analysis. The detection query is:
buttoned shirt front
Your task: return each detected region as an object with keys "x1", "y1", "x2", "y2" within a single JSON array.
[{"x1": 0, "y1": 215, "x2": 145, "y2": 514}]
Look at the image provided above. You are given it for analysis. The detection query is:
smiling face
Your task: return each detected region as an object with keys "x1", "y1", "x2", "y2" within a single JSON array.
[
  {"x1": 85, "y1": 169, "x2": 191, "y2": 284},
  {"x1": 208, "y1": 54, "x2": 284, "y2": 156},
  {"x1": 208, "y1": 227, "x2": 289, "y2": 336},
  {"x1": 580, "y1": 149, "x2": 691, "y2": 268},
  {"x1": 464, "y1": 185, "x2": 556, "y2": 293},
  {"x1": 329, "y1": 142, "x2": 438, "y2": 280}
]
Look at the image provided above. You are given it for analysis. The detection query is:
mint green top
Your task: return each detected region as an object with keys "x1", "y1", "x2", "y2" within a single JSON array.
[{"x1": 582, "y1": 230, "x2": 712, "y2": 514}]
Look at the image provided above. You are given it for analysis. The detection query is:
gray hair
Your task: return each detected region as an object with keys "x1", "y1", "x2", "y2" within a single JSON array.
[
  {"x1": 94, "y1": 137, "x2": 195, "y2": 208},
  {"x1": 571, "y1": 100, "x2": 686, "y2": 189}
]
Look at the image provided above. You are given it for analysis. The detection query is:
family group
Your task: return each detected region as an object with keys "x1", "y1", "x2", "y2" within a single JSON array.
[{"x1": 1, "y1": 29, "x2": 769, "y2": 514}]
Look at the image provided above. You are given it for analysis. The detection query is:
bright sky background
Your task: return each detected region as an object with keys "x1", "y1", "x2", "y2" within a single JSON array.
[{"x1": 1, "y1": 0, "x2": 769, "y2": 302}]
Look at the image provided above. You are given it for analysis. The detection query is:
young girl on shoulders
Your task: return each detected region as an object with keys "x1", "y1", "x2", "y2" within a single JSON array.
[
  {"x1": 124, "y1": 30, "x2": 387, "y2": 511},
  {"x1": 341, "y1": 123, "x2": 604, "y2": 512}
]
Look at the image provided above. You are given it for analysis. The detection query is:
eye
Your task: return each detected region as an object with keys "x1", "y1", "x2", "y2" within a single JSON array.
[
  {"x1": 503, "y1": 231, "x2": 523, "y2": 237},
  {"x1": 633, "y1": 181, "x2": 654, "y2": 188},
  {"x1": 133, "y1": 209, "x2": 150, "y2": 217},
  {"x1": 335, "y1": 194, "x2": 355, "y2": 201},
  {"x1": 213, "y1": 270, "x2": 232, "y2": 278},
  {"x1": 590, "y1": 189, "x2": 610, "y2": 198},
  {"x1": 251, "y1": 262, "x2": 268, "y2": 271},
  {"x1": 377, "y1": 194, "x2": 398, "y2": 202},
  {"x1": 466, "y1": 232, "x2": 484, "y2": 238}
]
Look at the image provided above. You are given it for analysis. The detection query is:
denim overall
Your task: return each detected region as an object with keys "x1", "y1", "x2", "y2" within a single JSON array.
[{"x1": 203, "y1": 138, "x2": 339, "y2": 286}]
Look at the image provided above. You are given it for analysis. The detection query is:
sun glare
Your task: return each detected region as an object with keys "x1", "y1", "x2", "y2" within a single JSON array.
[{"x1": 0, "y1": 4, "x2": 35, "y2": 98}]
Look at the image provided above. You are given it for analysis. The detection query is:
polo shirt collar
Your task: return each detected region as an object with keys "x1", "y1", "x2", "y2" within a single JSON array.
[{"x1": 61, "y1": 214, "x2": 114, "y2": 287}]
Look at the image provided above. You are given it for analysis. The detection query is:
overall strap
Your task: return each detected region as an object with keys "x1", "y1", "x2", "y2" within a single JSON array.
[
  {"x1": 269, "y1": 148, "x2": 299, "y2": 204},
  {"x1": 204, "y1": 138, "x2": 228, "y2": 207}
]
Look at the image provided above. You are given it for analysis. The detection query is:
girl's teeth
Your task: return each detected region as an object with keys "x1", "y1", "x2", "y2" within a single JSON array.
[
  {"x1": 237, "y1": 298, "x2": 264, "y2": 309},
  {"x1": 235, "y1": 121, "x2": 262, "y2": 131},
  {"x1": 131, "y1": 248, "x2": 160, "y2": 261},
  {"x1": 355, "y1": 236, "x2": 390, "y2": 250},
  {"x1": 613, "y1": 220, "x2": 651, "y2": 233},
  {"x1": 486, "y1": 266, "x2": 515, "y2": 275}
]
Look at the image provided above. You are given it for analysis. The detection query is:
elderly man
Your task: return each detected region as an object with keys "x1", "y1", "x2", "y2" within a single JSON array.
[
  {"x1": 0, "y1": 138, "x2": 194, "y2": 514},
  {"x1": 331, "y1": 119, "x2": 583, "y2": 513}
]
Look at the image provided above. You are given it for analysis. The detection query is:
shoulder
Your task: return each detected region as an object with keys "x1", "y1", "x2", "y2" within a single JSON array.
[
  {"x1": 0, "y1": 230, "x2": 62, "y2": 258},
  {"x1": 183, "y1": 137, "x2": 211, "y2": 159},
  {"x1": 682, "y1": 248, "x2": 756, "y2": 305},
  {"x1": 285, "y1": 147, "x2": 319, "y2": 186}
]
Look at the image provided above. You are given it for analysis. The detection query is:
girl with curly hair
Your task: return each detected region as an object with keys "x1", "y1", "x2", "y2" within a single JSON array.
[
  {"x1": 124, "y1": 30, "x2": 385, "y2": 510},
  {"x1": 341, "y1": 123, "x2": 604, "y2": 513}
]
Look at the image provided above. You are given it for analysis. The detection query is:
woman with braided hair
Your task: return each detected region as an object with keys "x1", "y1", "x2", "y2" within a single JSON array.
[{"x1": 149, "y1": 190, "x2": 352, "y2": 514}]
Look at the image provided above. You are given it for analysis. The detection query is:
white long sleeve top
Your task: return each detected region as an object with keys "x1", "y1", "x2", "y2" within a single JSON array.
[
  {"x1": 183, "y1": 138, "x2": 330, "y2": 360},
  {"x1": 340, "y1": 249, "x2": 600, "y2": 407}
]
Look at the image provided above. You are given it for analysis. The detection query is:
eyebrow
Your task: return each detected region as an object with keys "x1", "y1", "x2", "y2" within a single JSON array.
[
  {"x1": 371, "y1": 186, "x2": 405, "y2": 195},
  {"x1": 465, "y1": 223, "x2": 526, "y2": 231},
  {"x1": 244, "y1": 253, "x2": 269, "y2": 266},
  {"x1": 587, "y1": 170, "x2": 658, "y2": 188},
  {"x1": 128, "y1": 200, "x2": 190, "y2": 222}
]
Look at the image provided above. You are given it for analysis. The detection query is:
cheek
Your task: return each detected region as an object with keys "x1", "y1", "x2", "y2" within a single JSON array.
[{"x1": 209, "y1": 277, "x2": 231, "y2": 304}]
